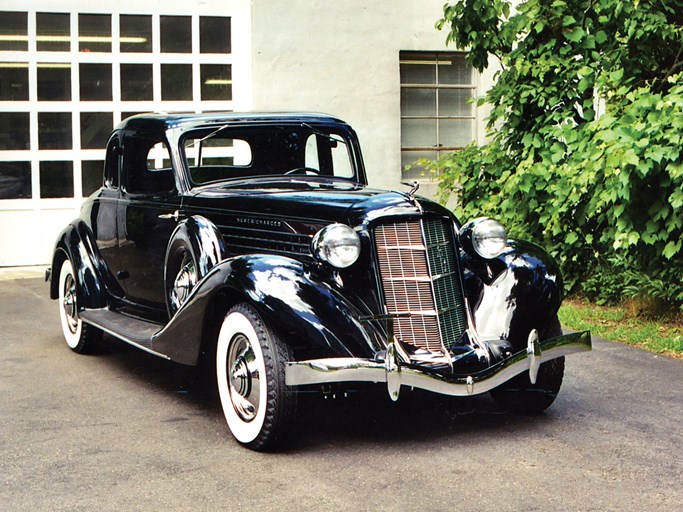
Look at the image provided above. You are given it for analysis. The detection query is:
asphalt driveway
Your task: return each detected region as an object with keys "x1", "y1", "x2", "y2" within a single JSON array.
[{"x1": 1, "y1": 275, "x2": 681, "y2": 511}]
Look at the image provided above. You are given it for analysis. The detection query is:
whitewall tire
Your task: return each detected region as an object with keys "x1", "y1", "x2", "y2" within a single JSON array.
[
  {"x1": 58, "y1": 258, "x2": 101, "y2": 353},
  {"x1": 216, "y1": 303, "x2": 296, "y2": 451}
]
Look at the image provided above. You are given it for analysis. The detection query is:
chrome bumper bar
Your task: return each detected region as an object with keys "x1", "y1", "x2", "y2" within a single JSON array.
[{"x1": 285, "y1": 330, "x2": 591, "y2": 400}]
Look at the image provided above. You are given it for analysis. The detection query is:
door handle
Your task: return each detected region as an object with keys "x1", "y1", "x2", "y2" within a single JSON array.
[{"x1": 158, "y1": 210, "x2": 182, "y2": 221}]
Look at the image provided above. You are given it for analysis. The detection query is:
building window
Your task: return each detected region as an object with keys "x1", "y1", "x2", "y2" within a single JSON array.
[{"x1": 400, "y1": 51, "x2": 475, "y2": 180}]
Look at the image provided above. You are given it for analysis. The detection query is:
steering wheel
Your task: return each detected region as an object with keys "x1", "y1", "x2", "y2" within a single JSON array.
[{"x1": 284, "y1": 167, "x2": 322, "y2": 176}]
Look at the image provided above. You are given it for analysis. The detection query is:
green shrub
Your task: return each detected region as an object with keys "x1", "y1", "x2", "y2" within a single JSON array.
[{"x1": 431, "y1": 0, "x2": 683, "y2": 310}]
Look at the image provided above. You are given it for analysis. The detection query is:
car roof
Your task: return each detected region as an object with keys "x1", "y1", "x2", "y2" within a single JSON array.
[{"x1": 115, "y1": 112, "x2": 351, "y2": 135}]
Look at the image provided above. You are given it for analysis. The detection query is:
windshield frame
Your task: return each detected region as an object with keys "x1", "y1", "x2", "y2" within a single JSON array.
[{"x1": 178, "y1": 122, "x2": 365, "y2": 190}]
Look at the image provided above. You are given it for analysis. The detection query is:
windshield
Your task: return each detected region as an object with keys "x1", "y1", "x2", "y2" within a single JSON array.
[{"x1": 181, "y1": 124, "x2": 358, "y2": 187}]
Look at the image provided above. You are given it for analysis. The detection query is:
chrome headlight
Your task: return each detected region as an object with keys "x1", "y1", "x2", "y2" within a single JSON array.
[
  {"x1": 311, "y1": 223, "x2": 361, "y2": 268},
  {"x1": 461, "y1": 217, "x2": 508, "y2": 259}
]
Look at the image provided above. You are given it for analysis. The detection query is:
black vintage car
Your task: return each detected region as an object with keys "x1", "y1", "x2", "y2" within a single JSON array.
[{"x1": 48, "y1": 112, "x2": 591, "y2": 450}]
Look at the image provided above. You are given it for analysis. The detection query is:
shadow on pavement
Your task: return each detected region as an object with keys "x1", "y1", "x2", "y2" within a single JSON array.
[{"x1": 93, "y1": 332, "x2": 556, "y2": 452}]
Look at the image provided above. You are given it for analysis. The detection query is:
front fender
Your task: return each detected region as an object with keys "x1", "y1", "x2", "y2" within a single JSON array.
[
  {"x1": 464, "y1": 240, "x2": 563, "y2": 353},
  {"x1": 151, "y1": 254, "x2": 384, "y2": 365},
  {"x1": 49, "y1": 220, "x2": 115, "y2": 309}
]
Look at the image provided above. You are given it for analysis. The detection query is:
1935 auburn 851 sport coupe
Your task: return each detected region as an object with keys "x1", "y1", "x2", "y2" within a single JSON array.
[{"x1": 47, "y1": 112, "x2": 591, "y2": 451}]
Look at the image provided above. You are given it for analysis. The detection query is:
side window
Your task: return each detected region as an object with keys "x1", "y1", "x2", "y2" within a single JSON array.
[
  {"x1": 104, "y1": 135, "x2": 120, "y2": 188},
  {"x1": 304, "y1": 135, "x2": 319, "y2": 170},
  {"x1": 146, "y1": 142, "x2": 172, "y2": 170},
  {"x1": 304, "y1": 133, "x2": 353, "y2": 178},
  {"x1": 123, "y1": 136, "x2": 175, "y2": 194},
  {"x1": 330, "y1": 139, "x2": 353, "y2": 178}
]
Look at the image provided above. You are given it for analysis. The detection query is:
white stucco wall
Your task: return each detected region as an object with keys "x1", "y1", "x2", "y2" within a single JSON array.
[{"x1": 250, "y1": 0, "x2": 494, "y2": 195}]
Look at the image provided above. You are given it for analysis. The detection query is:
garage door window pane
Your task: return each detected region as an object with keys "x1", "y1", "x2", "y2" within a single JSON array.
[
  {"x1": 0, "y1": 12, "x2": 27, "y2": 51},
  {"x1": 0, "y1": 64, "x2": 29, "y2": 101},
  {"x1": 121, "y1": 64, "x2": 153, "y2": 101},
  {"x1": 38, "y1": 64, "x2": 71, "y2": 101},
  {"x1": 82, "y1": 160, "x2": 104, "y2": 196},
  {"x1": 38, "y1": 112, "x2": 72, "y2": 149},
  {"x1": 161, "y1": 16, "x2": 191, "y2": 53},
  {"x1": 80, "y1": 64, "x2": 112, "y2": 101},
  {"x1": 0, "y1": 113, "x2": 30, "y2": 150},
  {"x1": 81, "y1": 112, "x2": 113, "y2": 149},
  {"x1": 161, "y1": 64, "x2": 192, "y2": 100},
  {"x1": 120, "y1": 15, "x2": 152, "y2": 53},
  {"x1": 37, "y1": 13, "x2": 70, "y2": 52},
  {"x1": 40, "y1": 161, "x2": 74, "y2": 198},
  {"x1": 200, "y1": 17, "x2": 231, "y2": 53},
  {"x1": 0, "y1": 162, "x2": 31, "y2": 199},
  {"x1": 79, "y1": 14, "x2": 111, "y2": 53},
  {"x1": 201, "y1": 65, "x2": 232, "y2": 100}
]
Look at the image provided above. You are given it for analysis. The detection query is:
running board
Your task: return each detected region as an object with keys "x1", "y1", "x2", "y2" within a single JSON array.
[{"x1": 80, "y1": 309, "x2": 170, "y2": 360}]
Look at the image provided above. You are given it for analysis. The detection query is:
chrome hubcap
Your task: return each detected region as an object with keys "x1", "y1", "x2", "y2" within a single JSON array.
[
  {"x1": 227, "y1": 334, "x2": 260, "y2": 422},
  {"x1": 170, "y1": 253, "x2": 197, "y2": 311},
  {"x1": 62, "y1": 274, "x2": 79, "y2": 334}
]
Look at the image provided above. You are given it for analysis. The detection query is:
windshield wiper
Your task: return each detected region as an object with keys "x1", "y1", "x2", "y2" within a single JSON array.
[
  {"x1": 301, "y1": 123, "x2": 347, "y2": 145},
  {"x1": 185, "y1": 123, "x2": 231, "y2": 147}
]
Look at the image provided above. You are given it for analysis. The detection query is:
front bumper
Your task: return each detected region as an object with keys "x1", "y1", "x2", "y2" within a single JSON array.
[{"x1": 286, "y1": 330, "x2": 591, "y2": 400}]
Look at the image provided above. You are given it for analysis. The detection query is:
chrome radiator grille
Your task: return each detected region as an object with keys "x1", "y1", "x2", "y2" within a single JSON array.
[{"x1": 374, "y1": 218, "x2": 467, "y2": 353}]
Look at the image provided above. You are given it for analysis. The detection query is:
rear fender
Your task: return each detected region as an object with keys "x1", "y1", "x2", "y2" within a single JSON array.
[
  {"x1": 49, "y1": 220, "x2": 113, "y2": 309},
  {"x1": 152, "y1": 255, "x2": 384, "y2": 365}
]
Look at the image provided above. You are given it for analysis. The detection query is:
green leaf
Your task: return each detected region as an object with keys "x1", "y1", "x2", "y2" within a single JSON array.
[
  {"x1": 564, "y1": 27, "x2": 585, "y2": 42},
  {"x1": 595, "y1": 30, "x2": 608, "y2": 44},
  {"x1": 663, "y1": 240, "x2": 682, "y2": 259}
]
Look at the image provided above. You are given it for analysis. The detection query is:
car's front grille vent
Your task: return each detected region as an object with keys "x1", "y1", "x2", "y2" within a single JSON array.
[
  {"x1": 217, "y1": 224, "x2": 312, "y2": 258},
  {"x1": 374, "y1": 218, "x2": 467, "y2": 353}
]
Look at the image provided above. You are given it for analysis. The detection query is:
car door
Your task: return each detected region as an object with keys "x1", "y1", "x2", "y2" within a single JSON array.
[
  {"x1": 117, "y1": 132, "x2": 182, "y2": 315},
  {"x1": 86, "y1": 132, "x2": 127, "y2": 298}
]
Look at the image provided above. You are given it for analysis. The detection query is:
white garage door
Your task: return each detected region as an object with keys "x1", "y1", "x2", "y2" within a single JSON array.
[{"x1": 0, "y1": 1, "x2": 252, "y2": 266}]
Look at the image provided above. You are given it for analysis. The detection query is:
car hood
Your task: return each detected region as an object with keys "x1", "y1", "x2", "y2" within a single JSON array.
[{"x1": 186, "y1": 179, "x2": 454, "y2": 228}]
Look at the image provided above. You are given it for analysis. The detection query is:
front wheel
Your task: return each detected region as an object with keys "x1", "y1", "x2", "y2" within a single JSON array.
[
  {"x1": 490, "y1": 317, "x2": 565, "y2": 414},
  {"x1": 58, "y1": 258, "x2": 102, "y2": 353},
  {"x1": 216, "y1": 304, "x2": 297, "y2": 451}
]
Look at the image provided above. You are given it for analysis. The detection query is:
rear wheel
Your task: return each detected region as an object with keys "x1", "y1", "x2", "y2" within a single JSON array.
[
  {"x1": 216, "y1": 303, "x2": 297, "y2": 451},
  {"x1": 490, "y1": 317, "x2": 565, "y2": 414},
  {"x1": 165, "y1": 239, "x2": 199, "y2": 317},
  {"x1": 58, "y1": 258, "x2": 102, "y2": 353}
]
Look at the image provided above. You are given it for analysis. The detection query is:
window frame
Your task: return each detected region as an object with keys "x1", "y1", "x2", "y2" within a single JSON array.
[{"x1": 399, "y1": 51, "x2": 477, "y2": 180}]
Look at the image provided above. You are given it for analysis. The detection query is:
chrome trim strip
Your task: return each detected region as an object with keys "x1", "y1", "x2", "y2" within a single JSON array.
[{"x1": 286, "y1": 330, "x2": 591, "y2": 398}]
